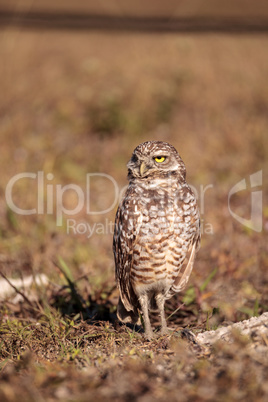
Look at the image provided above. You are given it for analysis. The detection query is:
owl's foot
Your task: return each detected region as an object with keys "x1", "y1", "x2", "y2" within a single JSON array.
[
  {"x1": 160, "y1": 325, "x2": 168, "y2": 336},
  {"x1": 144, "y1": 328, "x2": 154, "y2": 341}
]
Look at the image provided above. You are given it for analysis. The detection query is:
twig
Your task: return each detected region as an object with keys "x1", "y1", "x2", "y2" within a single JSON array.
[
  {"x1": 167, "y1": 302, "x2": 185, "y2": 321},
  {"x1": 0, "y1": 271, "x2": 34, "y2": 307}
]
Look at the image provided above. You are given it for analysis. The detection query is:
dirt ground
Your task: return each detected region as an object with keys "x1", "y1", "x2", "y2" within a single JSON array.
[{"x1": 0, "y1": 4, "x2": 268, "y2": 401}]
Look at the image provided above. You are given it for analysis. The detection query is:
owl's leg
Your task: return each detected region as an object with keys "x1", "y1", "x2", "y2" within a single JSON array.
[
  {"x1": 155, "y1": 294, "x2": 168, "y2": 335},
  {"x1": 139, "y1": 294, "x2": 153, "y2": 340}
]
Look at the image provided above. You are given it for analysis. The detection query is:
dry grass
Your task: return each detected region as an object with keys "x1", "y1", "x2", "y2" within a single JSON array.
[{"x1": 0, "y1": 18, "x2": 268, "y2": 401}]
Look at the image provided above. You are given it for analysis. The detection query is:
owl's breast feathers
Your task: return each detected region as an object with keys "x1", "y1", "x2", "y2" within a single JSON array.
[{"x1": 113, "y1": 179, "x2": 200, "y2": 319}]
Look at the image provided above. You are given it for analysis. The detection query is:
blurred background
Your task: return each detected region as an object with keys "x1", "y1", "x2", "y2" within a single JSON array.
[{"x1": 0, "y1": 0, "x2": 268, "y2": 326}]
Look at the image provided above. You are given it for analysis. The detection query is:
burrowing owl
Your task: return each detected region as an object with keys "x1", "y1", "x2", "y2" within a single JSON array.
[{"x1": 113, "y1": 141, "x2": 200, "y2": 339}]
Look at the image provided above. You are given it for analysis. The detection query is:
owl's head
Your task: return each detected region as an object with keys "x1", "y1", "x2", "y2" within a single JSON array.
[{"x1": 127, "y1": 141, "x2": 186, "y2": 181}]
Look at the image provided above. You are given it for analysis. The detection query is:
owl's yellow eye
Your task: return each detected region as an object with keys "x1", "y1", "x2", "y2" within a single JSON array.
[{"x1": 154, "y1": 156, "x2": 166, "y2": 163}]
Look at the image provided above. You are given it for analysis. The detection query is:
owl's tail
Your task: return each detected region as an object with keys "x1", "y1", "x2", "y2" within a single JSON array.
[{"x1": 117, "y1": 297, "x2": 140, "y2": 325}]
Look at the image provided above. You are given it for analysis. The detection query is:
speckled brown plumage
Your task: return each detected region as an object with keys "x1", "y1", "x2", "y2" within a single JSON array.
[{"x1": 113, "y1": 141, "x2": 200, "y2": 339}]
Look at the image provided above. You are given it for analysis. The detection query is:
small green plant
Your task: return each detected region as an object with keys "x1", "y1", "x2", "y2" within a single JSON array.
[{"x1": 183, "y1": 267, "x2": 218, "y2": 306}]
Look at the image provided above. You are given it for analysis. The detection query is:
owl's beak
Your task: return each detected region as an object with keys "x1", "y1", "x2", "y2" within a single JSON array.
[{"x1": 140, "y1": 161, "x2": 149, "y2": 176}]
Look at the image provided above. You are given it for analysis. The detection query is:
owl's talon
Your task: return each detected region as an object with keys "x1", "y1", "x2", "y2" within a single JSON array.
[
  {"x1": 160, "y1": 327, "x2": 169, "y2": 336},
  {"x1": 144, "y1": 332, "x2": 154, "y2": 341}
]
